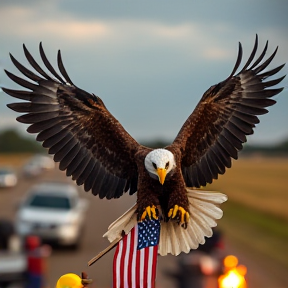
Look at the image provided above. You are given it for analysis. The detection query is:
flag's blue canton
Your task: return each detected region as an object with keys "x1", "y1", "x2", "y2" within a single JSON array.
[{"x1": 137, "y1": 219, "x2": 160, "y2": 250}]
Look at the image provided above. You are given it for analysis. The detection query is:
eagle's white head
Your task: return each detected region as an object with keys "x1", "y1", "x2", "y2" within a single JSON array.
[{"x1": 144, "y1": 148, "x2": 176, "y2": 184}]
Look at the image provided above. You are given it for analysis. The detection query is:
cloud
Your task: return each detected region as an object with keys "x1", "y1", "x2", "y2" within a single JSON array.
[
  {"x1": 0, "y1": 6, "x2": 109, "y2": 40},
  {"x1": 202, "y1": 47, "x2": 233, "y2": 60},
  {"x1": 1, "y1": 4, "x2": 287, "y2": 64},
  {"x1": 0, "y1": 1, "x2": 287, "y2": 144},
  {"x1": 0, "y1": 5, "x2": 237, "y2": 66}
]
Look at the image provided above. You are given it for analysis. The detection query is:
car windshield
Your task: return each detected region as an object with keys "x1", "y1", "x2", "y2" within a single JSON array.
[
  {"x1": 0, "y1": 169, "x2": 12, "y2": 175},
  {"x1": 27, "y1": 194, "x2": 71, "y2": 210}
]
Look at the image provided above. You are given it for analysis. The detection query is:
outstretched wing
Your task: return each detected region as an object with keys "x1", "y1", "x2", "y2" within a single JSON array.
[
  {"x1": 169, "y1": 35, "x2": 286, "y2": 188},
  {"x1": 3, "y1": 43, "x2": 140, "y2": 199}
]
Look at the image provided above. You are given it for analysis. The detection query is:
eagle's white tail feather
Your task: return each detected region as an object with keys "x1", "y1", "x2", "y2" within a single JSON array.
[
  {"x1": 103, "y1": 189, "x2": 227, "y2": 256},
  {"x1": 104, "y1": 204, "x2": 137, "y2": 242}
]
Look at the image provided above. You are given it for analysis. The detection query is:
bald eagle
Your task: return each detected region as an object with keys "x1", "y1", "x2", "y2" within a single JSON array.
[{"x1": 3, "y1": 35, "x2": 285, "y2": 255}]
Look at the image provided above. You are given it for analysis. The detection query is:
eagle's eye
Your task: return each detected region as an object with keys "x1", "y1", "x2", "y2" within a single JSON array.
[
  {"x1": 165, "y1": 162, "x2": 169, "y2": 169},
  {"x1": 152, "y1": 162, "x2": 157, "y2": 169}
]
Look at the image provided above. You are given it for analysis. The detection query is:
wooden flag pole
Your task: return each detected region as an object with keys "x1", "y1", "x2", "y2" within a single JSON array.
[{"x1": 87, "y1": 237, "x2": 122, "y2": 266}]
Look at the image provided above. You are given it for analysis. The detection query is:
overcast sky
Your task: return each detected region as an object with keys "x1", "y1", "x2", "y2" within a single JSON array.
[{"x1": 0, "y1": 0, "x2": 287, "y2": 146}]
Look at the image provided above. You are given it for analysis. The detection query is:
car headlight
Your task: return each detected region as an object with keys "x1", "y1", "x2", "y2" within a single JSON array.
[
  {"x1": 58, "y1": 220, "x2": 79, "y2": 238},
  {"x1": 3, "y1": 175, "x2": 17, "y2": 186},
  {"x1": 61, "y1": 218, "x2": 78, "y2": 226},
  {"x1": 16, "y1": 219, "x2": 33, "y2": 234}
]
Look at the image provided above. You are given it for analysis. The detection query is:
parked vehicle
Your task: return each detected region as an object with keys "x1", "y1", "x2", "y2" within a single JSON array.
[
  {"x1": 0, "y1": 219, "x2": 26, "y2": 287},
  {"x1": 22, "y1": 155, "x2": 55, "y2": 178},
  {"x1": 0, "y1": 168, "x2": 18, "y2": 188},
  {"x1": 164, "y1": 229, "x2": 224, "y2": 288},
  {"x1": 15, "y1": 182, "x2": 88, "y2": 249}
]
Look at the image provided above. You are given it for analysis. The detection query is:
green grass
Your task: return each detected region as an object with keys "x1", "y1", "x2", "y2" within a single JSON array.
[
  {"x1": 207, "y1": 157, "x2": 288, "y2": 271},
  {"x1": 219, "y1": 200, "x2": 288, "y2": 269},
  {"x1": 209, "y1": 157, "x2": 288, "y2": 220}
]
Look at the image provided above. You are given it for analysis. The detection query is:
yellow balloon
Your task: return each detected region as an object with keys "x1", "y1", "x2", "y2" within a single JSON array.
[{"x1": 56, "y1": 273, "x2": 82, "y2": 288}]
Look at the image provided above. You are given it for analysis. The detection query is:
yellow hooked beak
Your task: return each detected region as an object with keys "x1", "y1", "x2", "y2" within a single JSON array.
[{"x1": 157, "y1": 168, "x2": 167, "y2": 185}]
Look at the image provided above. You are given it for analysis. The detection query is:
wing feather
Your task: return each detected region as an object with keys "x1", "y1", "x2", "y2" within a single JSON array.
[
  {"x1": 9, "y1": 53, "x2": 43, "y2": 82},
  {"x1": 44, "y1": 129, "x2": 73, "y2": 149},
  {"x1": 39, "y1": 42, "x2": 66, "y2": 84},
  {"x1": 238, "y1": 34, "x2": 258, "y2": 72},
  {"x1": 58, "y1": 143, "x2": 82, "y2": 170},
  {"x1": 66, "y1": 151, "x2": 89, "y2": 177},
  {"x1": 17, "y1": 111, "x2": 60, "y2": 124},
  {"x1": 23, "y1": 44, "x2": 54, "y2": 81},
  {"x1": 76, "y1": 158, "x2": 96, "y2": 185},
  {"x1": 7, "y1": 102, "x2": 59, "y2": 113},
  {"x1": 253, "y1": 46, "x2": 278, "y2": 74},
  {"x1": 5, "y1": 70, "x2": 40, "y2": 91},
  {"x1": 27, "y1": 117, "x2": 63, "y2": 133},
  {"x1": 57, "y1": 50, "x2": 75, "y2": 85},
  {"x1": 3, "y1": 43, "x2": 140, "y2": 199},
  {"x1": 169, "y1": 35, "x2": 285, "y2": 188},
  {"x1": 208, "y1": 149, "x2": 226, "y2": 174},
  {"x1": 211, "y1": 143, "x2": 231, "y2": 168},
  {"x1": 232, "y1": 111, "x2": 259, "y2": 125},
  {"x1": 248, "y1": 40, "x2": 268, "y2": 70}
]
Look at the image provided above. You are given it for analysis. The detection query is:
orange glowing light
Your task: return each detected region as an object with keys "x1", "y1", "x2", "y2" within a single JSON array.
[
  {"x1": 237, "y1": 264, "x2": 247, "y2": 276},
  {"x1": 223, "y1": 255, "x2": 238, "y2": 269},
  {"x1": 219, "y1": 255, "x2": 247, "y2": 288}
]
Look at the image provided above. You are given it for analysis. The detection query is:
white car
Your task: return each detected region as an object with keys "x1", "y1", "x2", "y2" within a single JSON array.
[
  {"x1": 15, "y1": 182, "x2": 88, "y2": 248},
  {"x1": 0, "y1": 168, "x2": 18, "y2": 188},
  {"x1": 22, "y1": 155, "x2": 55, "y2": 177}
]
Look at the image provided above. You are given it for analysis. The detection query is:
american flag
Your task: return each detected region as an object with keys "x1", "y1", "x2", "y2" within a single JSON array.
[{"x1": 113, "y1": 219, "x2": 160, "y2": 288}]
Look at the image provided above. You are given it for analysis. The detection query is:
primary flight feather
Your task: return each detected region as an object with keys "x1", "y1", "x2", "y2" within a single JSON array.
[{"x1": 3, "y1": 35, "x2": 286, "y2": 254}]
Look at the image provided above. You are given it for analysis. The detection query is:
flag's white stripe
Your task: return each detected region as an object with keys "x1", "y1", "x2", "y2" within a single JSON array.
[
  {"x1": 123, "y1": 229, "x2": 131, "y2": 288},
  {"x1": 131, "y1": 225, "x2": 138, "y2": 288},
  {"x1": 116, "y1": 238, "x2": 123, "y2": 288},
  {"x1": 147, "y1": 246, "x2": 154, "y2": 288}
]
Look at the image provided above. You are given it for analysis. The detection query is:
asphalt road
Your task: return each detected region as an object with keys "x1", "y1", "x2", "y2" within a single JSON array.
[
  {"x1": 0, "y1": 164, "x2": 286, "y2": 288},
  {"x1": 0, "y1": 166, "x2": 178, "y2": 288}
]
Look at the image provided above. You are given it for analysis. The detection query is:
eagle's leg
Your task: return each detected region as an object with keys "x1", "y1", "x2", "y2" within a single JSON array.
[
  {"x1": 165, "y1": 177, "x2": 190, "y2": 228},
  {"x1": 168, "y1": 205, "x2": 190, "y2": 228},
  {"x1": 136, "y1": 190, "x2": 160, "y2": 222},
  {"x1": 139, "y1": 205, "x2": 158, "y2": 221}
]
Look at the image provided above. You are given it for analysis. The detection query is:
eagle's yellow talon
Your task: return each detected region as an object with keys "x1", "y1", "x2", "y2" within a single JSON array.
[
  {"x1": 140, "y1": 205, "x2": 158, "y2": 221},
  {"x1": 180, "y1": 210, "x2": 185, "y2": 223},
  {"x1": 186, "y1": 212, "x2": 190, "y2": 223},
  {"x1": 179, "y1": 207, "x2": 189, "y2": 224},
  {"x1": 168, "y1": 205, "x2": 190, "y2": 226},
  {"x1": 172, "y1": 205, "x2": 179, "y2": 218},
  {"x1": 147, "y1": 206, "x2": 151, "y2": 218},
  {"x1": 151, "y1": 205, "x2": 157, "y2": 219},
  {"x1": 141, "y1": 210, "x2": 147, "y2": 221}
]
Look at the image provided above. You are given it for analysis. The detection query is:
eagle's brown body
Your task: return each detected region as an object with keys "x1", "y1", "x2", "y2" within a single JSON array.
[
  {"x1": 135, "y1": 146, "x2": 189, "y2": 222},
  {"x1": 2, "y1": 35, "x2": 286, "y2": 236}
]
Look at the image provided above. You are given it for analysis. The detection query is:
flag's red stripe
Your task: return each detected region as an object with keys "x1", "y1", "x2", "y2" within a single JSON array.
[
  {"x1": 151, "y1": 246, "x2": 158, "y2": 288},
  {"x1": 120, "y1": 232, "x2": 128, "y2": 288},
  {"x1": 135, "y1": 249, "x2": 141, "y2": 288},
  {"x1": 143, "y1": 245, "x2": 150, "y2": 287},
  {"x1": 127, "y1": 227, "x2": 135, "y2": 287},
  {"x1": 113, "y1": 243, "x2": 120, "y2": 288}
]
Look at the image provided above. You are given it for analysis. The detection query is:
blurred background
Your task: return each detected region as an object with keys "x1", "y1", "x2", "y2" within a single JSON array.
[{"x1": 0, "y1": 1, "x2": 287, "y2": 288}]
